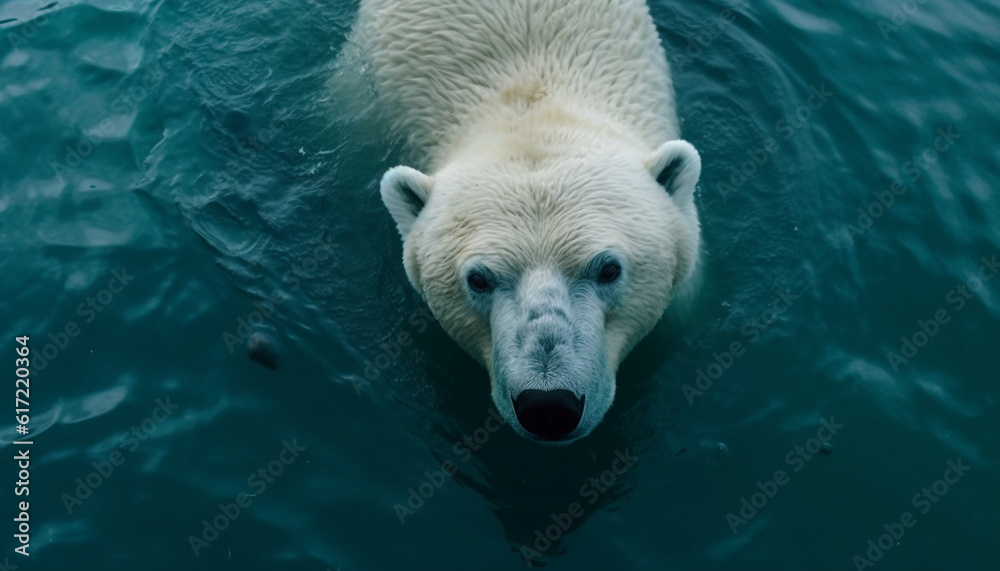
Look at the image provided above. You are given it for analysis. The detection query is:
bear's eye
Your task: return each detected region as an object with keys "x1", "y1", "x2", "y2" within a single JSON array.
[
  {"x1": 597, "y1": 262, "x2": 621, "y2": 284},
  {"x1": 467, "y1": 272, "x2": 493, "y2": 293}
]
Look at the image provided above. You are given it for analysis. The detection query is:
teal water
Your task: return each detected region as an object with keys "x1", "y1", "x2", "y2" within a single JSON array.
[{"x1": 2, "y1": 0, "x2": 999, "y2": 569}]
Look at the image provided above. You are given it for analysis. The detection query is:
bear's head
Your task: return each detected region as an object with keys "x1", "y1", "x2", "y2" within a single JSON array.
[{"x1": 380, "y1": 137, "x2": 701, "y2": 443}]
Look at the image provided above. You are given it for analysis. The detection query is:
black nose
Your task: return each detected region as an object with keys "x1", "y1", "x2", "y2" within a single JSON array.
[{"x1": 513, "y1": 390, "x2": 585, "y2": 440}]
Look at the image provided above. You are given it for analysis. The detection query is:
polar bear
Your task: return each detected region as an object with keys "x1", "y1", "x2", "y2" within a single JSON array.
[{"x1": 354, "y1": 0, "x2": 702, "y2": 443}]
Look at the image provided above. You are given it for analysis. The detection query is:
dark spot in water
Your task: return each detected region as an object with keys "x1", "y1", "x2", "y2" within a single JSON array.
[
  {"x1": 820, "y1": 442, "x2": 834, "y2": 455},
  {"x1": 246, "y1": 332, "x2": 279, "y2": 369},
  {"x1": 39, "y1": 2, "x2": 58, "y2": 11},
  {"x1": 222, "y1": 110, "x2": 251, "y2": 134}
]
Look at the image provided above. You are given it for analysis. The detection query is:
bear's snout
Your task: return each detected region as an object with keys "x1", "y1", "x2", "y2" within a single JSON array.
[{"x1": 512, "y1": 389, "x2": 585, "y2": 441}]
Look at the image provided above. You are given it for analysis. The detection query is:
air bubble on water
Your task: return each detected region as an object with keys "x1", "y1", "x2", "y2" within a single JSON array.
[
  {"x1": 705, "y1": 441, "x2": 729, "y2": 461},
  {"x1": 247, "y1": 331, "x2": 280, "y2": 369}
]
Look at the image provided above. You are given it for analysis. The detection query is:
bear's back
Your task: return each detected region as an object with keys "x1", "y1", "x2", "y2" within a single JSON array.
[{"x1": 356, "y1": 0, "x2": 679, "y2": 164}]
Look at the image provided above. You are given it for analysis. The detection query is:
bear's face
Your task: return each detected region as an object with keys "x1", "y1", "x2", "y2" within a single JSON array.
[{"x1": 380, "y1": 140, "x2": 701, "y2": 443}]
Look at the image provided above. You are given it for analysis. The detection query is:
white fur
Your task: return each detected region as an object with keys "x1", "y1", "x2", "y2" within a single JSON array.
[{"x1": 353, "y1": 0, "x2": 702, "y2": 442}]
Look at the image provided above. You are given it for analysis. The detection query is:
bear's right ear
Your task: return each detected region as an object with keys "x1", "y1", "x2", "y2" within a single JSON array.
[
  {"x1": 643, "y1": 140, "x2": 701, "y2": 206},
  {"x1": 380, "y1": 166, "x2": 435, "y2": 238}
]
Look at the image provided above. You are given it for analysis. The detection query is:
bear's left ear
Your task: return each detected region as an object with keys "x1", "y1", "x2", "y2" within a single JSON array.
[
  {"x1": 643, "y1": 140, "x2": 701, "y2": 206},
  {"x1": 380, "y1": 166, "x2": 435, "y2": 239}
]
